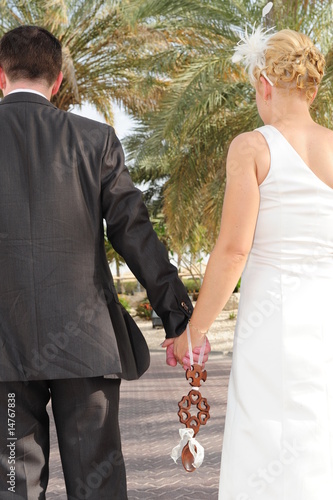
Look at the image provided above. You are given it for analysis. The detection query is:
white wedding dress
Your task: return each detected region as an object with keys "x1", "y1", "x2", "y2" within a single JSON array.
[{"x1": 219, "y1": 125, "x2": 333, "y2": 499}]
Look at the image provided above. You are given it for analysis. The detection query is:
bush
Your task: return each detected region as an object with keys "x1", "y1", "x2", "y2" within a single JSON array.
[
  {"x1": 136, "y1": 298, "x2": 152, "y2": 320},
  {"x1": 182, "y1": 278, "x2": 201, "y2": 293},
  {"x1": 118, "y1": 295, "x2": 131, "y2": 312},
  {"x1": 123, "y1": 281, "x2": 138, "y2": 295}
]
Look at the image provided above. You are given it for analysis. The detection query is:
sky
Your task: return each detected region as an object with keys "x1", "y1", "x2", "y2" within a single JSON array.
[{"x1": 71, "y1": 101, "x2": 136, "y2": 141}]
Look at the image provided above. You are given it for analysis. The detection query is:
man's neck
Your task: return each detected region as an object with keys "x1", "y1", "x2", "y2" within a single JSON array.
[
  {"x1": 4, "y1": 81, "x2": 51, "y2": 100},
  {"x1": 7, "y1": 88, "x2": 49, "y2": 100}
]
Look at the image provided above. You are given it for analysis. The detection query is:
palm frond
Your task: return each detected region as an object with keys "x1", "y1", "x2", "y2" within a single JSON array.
[{"x1": 125, "y1": 0, "x2": 333, "y2": 249}]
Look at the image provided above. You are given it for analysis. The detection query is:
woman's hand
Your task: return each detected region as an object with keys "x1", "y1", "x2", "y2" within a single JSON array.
[{"x1": 161, "y1": 327, "x2": 211, "y2": 370}]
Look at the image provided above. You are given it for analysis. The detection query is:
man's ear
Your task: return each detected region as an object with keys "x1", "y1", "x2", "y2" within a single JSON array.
[
  {"x1": 51, "y1": 71, "x2": 63, "y2": 95},
  {"x1": 0, "y1": 67, "x2": 7, "y2": 91}
]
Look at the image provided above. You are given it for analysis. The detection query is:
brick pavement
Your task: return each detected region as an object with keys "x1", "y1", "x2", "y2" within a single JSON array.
[{"x1": 46, "y1": 351, "x2": 232, "y2": 499}]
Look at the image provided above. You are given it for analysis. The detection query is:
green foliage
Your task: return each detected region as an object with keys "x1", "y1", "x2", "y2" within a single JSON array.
[
  {"x1": 104, "y1": 232, "x2": 126, "y2": 289},
  {"x1": 124, "y1": 0, "x2": 333, "y2": 249},
  {"x1": 123, "y1": 281, "x2": 138, "y2": 295},
  {"x1": 3, "y1": 1, "x2": 333, "y2": 256},
  {"x1": 150, "y1": 212, "x2": 172, "y2": 250},
  {"x1": 118, "y1": 295, "x2": 131, "y2": 312},
  {"x1": 104, "y1": 236, "x2": 125, "y2": 266},
  {"x1": 0, "y1": 0, "x2": 170, "y2": 120},
  {"x1": 182, "y1": 278, "x2": 201, "y2": 293},
  {"x1": 136, "y1": 297, "x2": 152, "y2": 319},
  {"x1": 234, "y1": 278, "x2": 241, "y2": 293}
]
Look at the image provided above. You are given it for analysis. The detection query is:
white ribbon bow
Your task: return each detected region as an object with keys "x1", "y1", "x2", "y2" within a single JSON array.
[{"x1": 171, "y1": 428, "x2": 205, "y2": 469}]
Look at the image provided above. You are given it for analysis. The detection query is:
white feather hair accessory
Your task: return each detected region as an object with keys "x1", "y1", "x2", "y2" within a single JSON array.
[
  {"x1": 232, "y1": 25, "x2": 275, "y2": 85},
  {"x1": 231, "y1": 2, "x2": 275, "y2": 85}
]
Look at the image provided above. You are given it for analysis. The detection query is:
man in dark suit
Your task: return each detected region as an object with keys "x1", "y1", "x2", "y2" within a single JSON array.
[{"x1": 0, "y1": 26, "x2": 209, "y2": 499}]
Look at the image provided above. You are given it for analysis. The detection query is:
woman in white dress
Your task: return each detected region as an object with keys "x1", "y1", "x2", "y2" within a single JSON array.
[{"x1": 167, "y1": 28, "x2": 333, "y2": 498}]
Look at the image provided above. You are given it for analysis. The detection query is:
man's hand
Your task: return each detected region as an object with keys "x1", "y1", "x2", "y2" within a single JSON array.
[{"x1": 161, "y1": 334, "x2": 211, "y2": 370}]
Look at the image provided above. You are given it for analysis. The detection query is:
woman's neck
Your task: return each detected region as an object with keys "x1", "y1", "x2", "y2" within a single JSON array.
[{"x1": 265, "y1": 88, "x2": 315, "y2": 129}]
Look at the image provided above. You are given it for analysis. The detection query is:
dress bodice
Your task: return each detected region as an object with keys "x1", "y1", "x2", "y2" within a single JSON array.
[{"x1": 250, "y1": 125, "x2": 333, "y2": 277}]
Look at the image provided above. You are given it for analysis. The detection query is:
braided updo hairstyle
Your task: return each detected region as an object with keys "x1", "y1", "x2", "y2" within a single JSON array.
[{"x1": 253, "y1": 29, "x2": 325, "y2": 100}]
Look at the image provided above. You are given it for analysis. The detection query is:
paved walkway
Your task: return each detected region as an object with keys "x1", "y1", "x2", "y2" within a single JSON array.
[{"x1": 46, "y1": 349, "x2": 232, "y2": 499}]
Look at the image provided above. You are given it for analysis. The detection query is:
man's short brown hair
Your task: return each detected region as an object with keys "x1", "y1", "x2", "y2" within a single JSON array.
[{"x1": 0, "y1": 25, "x2": 62, "y2": 86}]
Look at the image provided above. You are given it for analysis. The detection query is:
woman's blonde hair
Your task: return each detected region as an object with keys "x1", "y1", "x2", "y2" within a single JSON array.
[{"x1": 254, "y1": 29, "x2": 325, "y2": 100}]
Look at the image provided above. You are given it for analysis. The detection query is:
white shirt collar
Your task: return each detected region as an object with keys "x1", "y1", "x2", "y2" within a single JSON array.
[{"x1": 8, "y1": 89, "x2": 49, "y2": 100}]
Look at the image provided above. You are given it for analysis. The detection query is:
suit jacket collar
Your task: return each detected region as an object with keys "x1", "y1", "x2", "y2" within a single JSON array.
[{"x1": 0, "y1": 91, "x2": 57, "y2": 109}]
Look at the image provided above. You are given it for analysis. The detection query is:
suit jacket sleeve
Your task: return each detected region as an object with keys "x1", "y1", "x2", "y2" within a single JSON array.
[{"x1": 101, "y1": 127, "x2": 193, "y2": 337}]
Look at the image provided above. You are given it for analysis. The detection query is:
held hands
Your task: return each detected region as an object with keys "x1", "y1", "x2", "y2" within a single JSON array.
[{"x1": 161, "y1": 326, "x2": 211, "y2": 370}]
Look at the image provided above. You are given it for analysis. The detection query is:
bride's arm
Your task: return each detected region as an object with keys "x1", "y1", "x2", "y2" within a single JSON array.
[{"x1": 167, "y1": 132, "x2": 261, "y2": 365}]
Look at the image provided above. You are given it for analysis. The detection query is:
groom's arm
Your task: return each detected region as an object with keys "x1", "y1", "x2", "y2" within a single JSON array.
[{"x1": 101, "y1": 127, "x2": 193, "y2": 338}]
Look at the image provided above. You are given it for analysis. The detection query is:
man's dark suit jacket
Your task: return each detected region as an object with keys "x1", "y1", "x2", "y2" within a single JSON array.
[{"x1": 0, "y1": 92, "x2": 193, "y2": 382}]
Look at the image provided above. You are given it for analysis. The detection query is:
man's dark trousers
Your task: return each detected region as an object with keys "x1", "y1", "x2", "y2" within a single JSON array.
[{"x1": 0, "y1": 377, "x2": 127, "y2": 499}]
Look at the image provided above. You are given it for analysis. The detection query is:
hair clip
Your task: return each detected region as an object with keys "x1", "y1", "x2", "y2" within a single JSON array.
[{"x1": 261, "y1": 70, "x2": 274, "y2": 86}]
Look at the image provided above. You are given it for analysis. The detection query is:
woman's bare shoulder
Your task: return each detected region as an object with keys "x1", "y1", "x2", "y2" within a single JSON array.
[
  {"x1": 307, "y1": 123, "x2": 333, "y2": 153},
  {"x1": 229, "y1": 130, "x2": 267, "y2": 156},
  {"x1": 230, "y1": 130, "x2": 266, "y2": 145}
]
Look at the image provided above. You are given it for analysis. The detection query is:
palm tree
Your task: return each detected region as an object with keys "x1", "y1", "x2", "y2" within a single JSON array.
[
  {"x1": 104, "y1": 232, "x2": 126, "y2": 293},
  {"x1": 124, "y1": 0, "x2": 333, "y2": 249},
  {"x1": 0, "y1": 0, "x2": 168, "y2": 122},
  {"x1": 0, "y1": 0, "x2": 174, "y2": 283}
]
